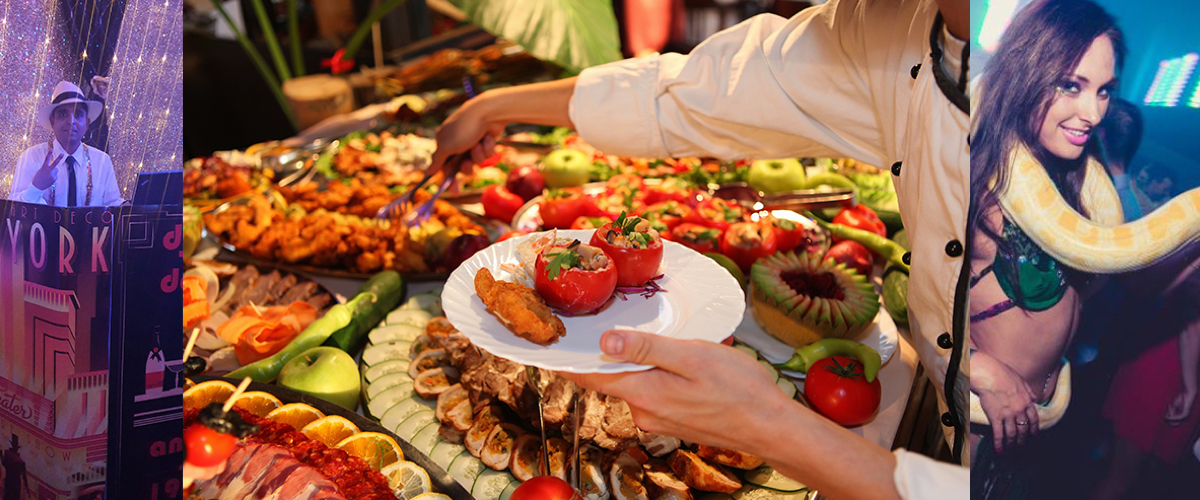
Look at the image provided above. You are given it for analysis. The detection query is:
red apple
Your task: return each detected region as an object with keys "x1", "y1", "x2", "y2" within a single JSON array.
[
  {"x1": 443, "y1": 234, "x2": 492, "y2": 271},
  {"x1": 825, "y1": 240, "x2": 874, "y2": 278},
  {"x1": 507, "y1": 165, "x2": 547, "y2": 201}
]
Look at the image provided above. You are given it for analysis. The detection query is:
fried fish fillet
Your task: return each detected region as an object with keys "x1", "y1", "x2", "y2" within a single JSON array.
[{"x1": 474, "y1": 268, "x2": 567, "y2": 346}]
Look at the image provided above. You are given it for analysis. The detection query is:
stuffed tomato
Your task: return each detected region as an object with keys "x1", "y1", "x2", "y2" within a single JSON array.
[
  {"x1": 539, "y1": 188, "x2": 597, "y2": 229},
  {"x1": 589, "y1": 212, "x2": 664, "y2": 287},
  {"x1": 721, "y1": 222, "x2": 778, "y2": 273},
  {"x1": 668, "y1": 223, "x2": 723, "y2": 254},
  {"x1": 684, "y1": 198, "x2": 746, "y2": 232},
  {"x1": 534, "y1": 241, "x2": 619, "y2": 314}
]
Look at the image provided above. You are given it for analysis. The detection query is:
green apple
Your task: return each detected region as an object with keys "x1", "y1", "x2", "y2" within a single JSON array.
[
  {"x1": 747, "y1": 158, "x2": 807, "y2": 194},
  {"x1": 278, "y1": 346, "x2": 362, "y2": 410},
  {"x1": 540, "y1": 149, "x2": 592, "y2": 188}
]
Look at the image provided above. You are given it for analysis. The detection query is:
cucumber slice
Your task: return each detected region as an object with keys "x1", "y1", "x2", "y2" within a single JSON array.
[
  {"x1": 367, "y1": 372, "x2": 415, "y2": 400},
  {"x1": 410, "y1": 422, "x2": 443, "y2": 456},
  {"x1": 369, "y1": 323, "x2": 426, "y2": 345},
  {"x1": 732, "y1": 485, "x2": 810, "y2": 499},
  {"x1": 733, "y1": 344, "x2": 759, "y2": 359},
  {"x1": 776, "y1": 378, "x2": 797, "y2": 399},
  {"x1": 430, "y1": 441, "x2": 468, "y2": 470},
  {"x1": 367, "y1": 383, "x2": 417, "y2": 418},
  {"x1": 447, "y1": 451, "x2": 487, "y2": 492},
  {"x1": 380, "y1": 397, "x2": 436, "y2": 431},
  {"x1": 387, "y1": 308, "x2": 433, "y2": 328},
  {"x1": 402, "y1": 293, "x2": 443, "y2": 317},
  {"x1": 393, "y1": 409, "x2": 437, "y2": 441},
  {"x1": 365, "y1": 359, "x2": 413, "y2": 384},
  {"x1": 759, "y1": 359, "x2": 781, "y2": 383},
  {"x1": 697, "y1": 494, "x2": 737, "y2": 500},
  {"x1": 744, "y1": 466, "x2": 808, "y2": 493},
  {"x1": 499, "y1": 479, "x2": 519, "y2": 500},
  {"x1": 472, "y1": 468, "x2": 518, "y2": 500},
  {"x1": 362, "y1": 341, "x2": 413, "y2": 367}
]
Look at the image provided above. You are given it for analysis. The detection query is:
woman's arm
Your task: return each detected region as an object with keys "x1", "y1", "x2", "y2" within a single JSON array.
[
  {"x1": 970, "y1": 349, "x2": 1041, "y2": 453},
  {"x1": 1167, "y1": 318, "x2": 1200, "y2": 422}
]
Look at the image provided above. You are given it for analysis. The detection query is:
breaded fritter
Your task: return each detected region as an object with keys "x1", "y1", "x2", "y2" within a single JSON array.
[{"x1": 474, "y1": 268, "x2": 567, "y2": 346}]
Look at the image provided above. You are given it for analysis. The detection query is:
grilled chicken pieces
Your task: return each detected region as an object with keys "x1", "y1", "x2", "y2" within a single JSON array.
[{"x1": 474, "y1": 268, "x2": 566, "y2": 346}]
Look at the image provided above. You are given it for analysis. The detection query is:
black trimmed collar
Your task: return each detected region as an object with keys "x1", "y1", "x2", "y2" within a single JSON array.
[{"x1": 930, "y1": 13, "x2": 970, "y2": 115}]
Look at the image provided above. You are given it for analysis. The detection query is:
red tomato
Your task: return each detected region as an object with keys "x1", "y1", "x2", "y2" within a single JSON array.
[
  {"x1": 570, "y1": 216, "x2": 613, "y2": 230},
  {"x1": 481, "y1": 185, "x2": 525, "y2": 223},
  {"x1": 590, "y1": 222, "x2": 664, "y2": 287},
  {"x1": 640, "y1": 201, "x2": 692, "y2": 232},
  {"x1": 684, "y1": 198, "x2": 745, "y2": 232},
  {"x1": 539, "y1": 189, "x2": 595, "y2": 229},
  {"x1": 510, "y1": 476, "x2": 580, "y2": 500},
  {"x1": 496, "y1": 230, "x2": 530, "y2": 242},
  {"x1": 605, "y1": 173, "x2": 645, "y2": 194},
  {"x1": 720, "y1": 222, "x2": 778, "y2": 273},
  {"x1": 478, "y1": 151, "x2": 504, "y2": 168},
  {"x1": 668, "y1": 223, "x2": 723, "y2": 254},
  {"x1": 761, "y1": 216, "x2": 807, "y2": 254},
  {"x1": 832, "y1": 205, "x2": 886, "y2": 239},
  {"x1": 805, "y1": 355, "x2": 882, "y2": 426},
  {"x1": 534, "y1": 244, "x2": 618, "y2": 314},
  {"x1": 184, "y1": 423, "x2": 238, "y2": 467},
  {"x1": 825, "y1": 240, "x2": 875, "y2": 278},
  {"x1": 642, "y1": 178, "x2": 693, "y2": 206},
  {"x1": 592, "y1": 191, "x2": 643, "y2": 220}
]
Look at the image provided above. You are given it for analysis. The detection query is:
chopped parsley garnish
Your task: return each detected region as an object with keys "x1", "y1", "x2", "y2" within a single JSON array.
[{"x1": 546, "y1": 240, "x2": 583, "y2": 280}]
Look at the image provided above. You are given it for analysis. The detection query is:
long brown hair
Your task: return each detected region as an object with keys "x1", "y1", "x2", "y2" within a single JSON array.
[{"x1": 969, "y1": 0, "x2": 1126, "y2": 250}]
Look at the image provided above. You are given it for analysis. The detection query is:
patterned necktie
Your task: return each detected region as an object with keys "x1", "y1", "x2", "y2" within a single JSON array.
[{"x1": 65, "y1": 155, "x2": 78, "y2": 207}]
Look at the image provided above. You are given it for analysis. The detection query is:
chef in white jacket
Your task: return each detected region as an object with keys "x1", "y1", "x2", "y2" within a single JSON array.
[{"x1": 430, "y1": 0, "x2": 970, "y2": 497}]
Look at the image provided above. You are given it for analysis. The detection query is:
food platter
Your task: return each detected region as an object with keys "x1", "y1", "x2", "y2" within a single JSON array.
[
  {"x1": 192, "y1": 375, "x2": 474, "y2": 500},
  {"x1": 442, "y1": 229, "x2": 746, "y2": 373}
]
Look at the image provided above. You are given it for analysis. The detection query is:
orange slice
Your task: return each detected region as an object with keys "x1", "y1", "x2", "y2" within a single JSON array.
[
  {"x1": 265, "y1": 403, "x2": 325, "y2": 430},
  {"x1": 301, "y1": 415, "x2": 361, "y2": 447},
  {"x1": 335, "y1": 431, "x2": 404, "y2": 471},
  {"x1": 183, "y1": 379, "x2": 236, "y2": 411},
  {"x1": 230, "y1": 391, "x2": 282, "y2": 417}
]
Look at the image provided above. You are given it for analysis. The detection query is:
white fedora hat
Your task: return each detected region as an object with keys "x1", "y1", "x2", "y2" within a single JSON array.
[{"x1": 37, "y1": 81, "x2": 103, "y2": 132}]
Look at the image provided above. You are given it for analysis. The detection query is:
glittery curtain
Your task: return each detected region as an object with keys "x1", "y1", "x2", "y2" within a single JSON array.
[{"x1": 0, "y1": 0, "x2": 182, "y2": 200}]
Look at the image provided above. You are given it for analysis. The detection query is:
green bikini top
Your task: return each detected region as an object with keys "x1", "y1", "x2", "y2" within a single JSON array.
[{"x1": 993, "y1": 217, "x2": 1068, "y2": 311}]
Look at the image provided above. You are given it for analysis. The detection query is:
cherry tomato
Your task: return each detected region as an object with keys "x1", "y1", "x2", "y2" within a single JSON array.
[
  {"x1": 805, "y1": 355, "x2": 882, "y2": 426},
  {"x1": 640, "y1": 201, "x2": 692, "y2": 232},
  {"x1": 510, "y1": 476, "x2": 580, "y2": 500},
  {"x1": 590, "y1": 222, "x2": 664, "y2": 287},
  {"x1": 184, "y1": 423, "x2": 238, "y2": 467},
  {"x1": 668, "y1": 223, "x2": 723, "y2": 254},
  {"x1": 570, "y1": 216, "x2": 614, "y2": 230},
  {"x1": 832, "y1": 205, "x2": 886, "y2": 239},
  {"x1": 684, "y1": 198, "x2": 746, "y2": 232},
  {"x1": 481, "y1": 185, "x2": 526, "y2": 223},
  {"x1": 720, "y1": 222, "x2": 778, "y2": 273},
  {"x1": 534, "y1": 244, "x2": 618, "y2": 314},
  {"x1": 539, "y1": 189, "x2": 596, "y2": 229}
]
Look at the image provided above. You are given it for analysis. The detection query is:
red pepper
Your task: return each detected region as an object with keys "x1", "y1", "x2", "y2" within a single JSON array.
[
  {"x1": 640, "y1": 201, "x2": 692, "y2": 232},
  {"x1": 539, "y1": 188, "x2": 597, "y2": 229},
  {"x1": 832, "y1": 205, "x2": 886, "y2": 239},
  {"x1": 535, "y1": 243, "x2": 618, "y2": 314},
  {"x1": 668, "y1": 223, "x2": 723, "y2": 254},
  {"x1": 683, "y1": 198, "x2": 746, "y2": 232},
  {"x1": 590, "y1": 217, "x2": 665, "y2": 287},
  {"x1": 721, "y1": 222, "x2": 779, "y2": 273}
]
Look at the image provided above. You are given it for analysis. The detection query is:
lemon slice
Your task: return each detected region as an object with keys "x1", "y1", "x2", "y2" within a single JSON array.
[
  {"x1": 300, "y1": 415, "x2": 360, "y2": 447},
  {"x1": 265, "y1": 403, "x2": 325, "y2": 430},
  {"x1": 409, "y1": 493, "x2": 451, "y2": 500},
  {"x1": 335, "y1": 431, "x2": 404, "y2": 471},
  {"x1": 183, "y1": 379, "x2": 236, "y2": 410},
  {"x1": 230, "y1": 391, "x2": 282, "y2": 417},
  {"x1": 382, "y1": 460, "x2": 432, "y2": 499}
]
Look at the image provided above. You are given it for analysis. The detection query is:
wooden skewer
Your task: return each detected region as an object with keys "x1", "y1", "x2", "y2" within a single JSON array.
[
  {"x1": 183, "y1": 327, "x2": 201, "y2": 362},
  {"x1": 223, "y1": 377, "x2": 254, "y2": 414}
]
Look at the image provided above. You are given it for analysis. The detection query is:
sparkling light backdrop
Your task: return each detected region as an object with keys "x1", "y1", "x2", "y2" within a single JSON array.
[{"x1": 0, "y1": 0, "x2": 181, "y2": 200}]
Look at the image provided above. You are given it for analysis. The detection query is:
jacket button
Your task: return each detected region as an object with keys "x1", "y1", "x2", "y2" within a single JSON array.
[
  {"x1": 902, "y1": 252, "x2": 911, "y2": 265},
  {"x1": 937, "y1": 333, "x2": 953, "y2": 349},
  {"x1": 911, "y1": 63, "x2": 921, "y2": 79},
  {"x1": 891, "y1": 161, "x2": 902, "y2": 176},
  {"x1": 942, "y1": 412, "x2": 955, "y2": 427},
  {"x1": 945, "y1": 240, "x2": 963, "y2": 258}
]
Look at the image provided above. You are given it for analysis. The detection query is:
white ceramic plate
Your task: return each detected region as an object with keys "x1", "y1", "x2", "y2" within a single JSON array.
[
  {"x1": 442, "y1": 230, "x2": 746, "y2": 373},
  {"x1": 734, "y1": 284, "x2": 900, "y2": 379}
]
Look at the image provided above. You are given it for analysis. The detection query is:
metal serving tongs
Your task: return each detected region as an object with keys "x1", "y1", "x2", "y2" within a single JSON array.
[
  {"x1": 375, "y1": 152, "x2": 462, "y2": 225},
  {"x1": 525, "y1": 366, "x2": 553, "y2": 477},
  {"x1": 710, "y1": 182, "x2": 857, "y2": 212}
]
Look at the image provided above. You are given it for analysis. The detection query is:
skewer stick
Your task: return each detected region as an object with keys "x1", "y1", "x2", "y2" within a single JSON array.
[
  {"x1": 184, "y1": 327, "x2": 201, "y2": 362},
  {"x1": 223, "y1": 377, "x2": 254, "y2": 414}
]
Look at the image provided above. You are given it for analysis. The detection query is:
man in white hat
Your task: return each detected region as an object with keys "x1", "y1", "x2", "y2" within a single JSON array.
[{"x1": 8, "y1": 81, "x2": 123, "y2": 207}]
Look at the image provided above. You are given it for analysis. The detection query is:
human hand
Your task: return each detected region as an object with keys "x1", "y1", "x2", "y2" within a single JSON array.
[
  {"x1": 970, "y1": 351, "x2": 1040, "y2": 453},
  {"x1": 557, "y1": 330, "x2": 792, "y2": 452},
  {"x1": 429, "y1": 96, "x2": 505, "y2": 181},
  {"x1": 91, "y1": 76, "x2": 110, "y2": 100},
  {"x1": 32, "y1": 150, "x2": 65, "y2": 190},
  {"x1": 1166, "y1": 387, "x2": 1197, "y2": 424}
]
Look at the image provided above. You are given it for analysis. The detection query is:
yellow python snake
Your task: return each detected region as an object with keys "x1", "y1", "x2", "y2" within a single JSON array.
[{"x1": 971, "y1": 144, "x2": 1200, "y2": 429}]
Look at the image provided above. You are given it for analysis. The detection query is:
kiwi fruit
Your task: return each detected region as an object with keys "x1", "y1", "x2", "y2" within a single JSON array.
[{"x1": 748, "y1": 251, "x2": 880, "y2": 348}]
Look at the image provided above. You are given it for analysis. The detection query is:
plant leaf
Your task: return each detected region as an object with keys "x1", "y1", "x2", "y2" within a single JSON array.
[{"x1": 447, "y1": 0, "x2": 622, "y2": 74}]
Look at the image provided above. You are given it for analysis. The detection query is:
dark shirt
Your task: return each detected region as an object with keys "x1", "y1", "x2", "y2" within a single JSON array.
[{"x1": 2, "y1": 449, "x2": 25, "y2": 499}]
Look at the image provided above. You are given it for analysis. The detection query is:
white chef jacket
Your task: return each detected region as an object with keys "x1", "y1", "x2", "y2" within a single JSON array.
[
  {"x1": 8, "y1": 139, "x2": 124, "y2": 207},
  {"x1": 568, "y1": 0, "x2": 970, "y2": 496}
]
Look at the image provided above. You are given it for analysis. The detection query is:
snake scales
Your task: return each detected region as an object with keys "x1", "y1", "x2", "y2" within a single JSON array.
[{"x1": 971, "y1": 144, "x2": 1200, "y2": 430}]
